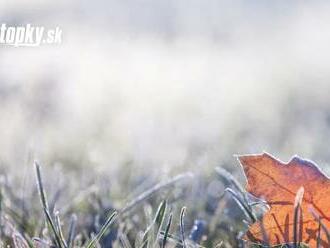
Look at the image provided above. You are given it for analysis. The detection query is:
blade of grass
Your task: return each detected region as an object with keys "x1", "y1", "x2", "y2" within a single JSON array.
[
  {"x1": 154, "y1": 200, "x2": 167, "y2": 238},
  {"x1": 44, "y1": 206, "x2": 66, "y2": 247},
  {"x1": 293, "y1": 187, "x2": 304, "y2": 248},
  {"x1": 180, "y1": 207, "x2": 186, "y2": 248},
  {"x1": 55, "y1": 211, "x2": 68, "y2": 248},
  {"x1": 225, "y1": 188, "x2": 256, "y2": 223},
  {"x1": 35, "y1": 161, "x2": 65, "y2": 248},
  {"x1": 67, "y1": 214, "x2": 77, "y2": 248},
  {"x1": 86, "y1": 211, "x2": 118, "y2": 248},
  {"x1": 309, "y1": 206, "x2": 330, "y2": 245},
  {"x1": 216, "y1": 167, "x2": 254, "y2": 213},
  {"x1": 140, "y1": 200, "x2": 167, "y2": 248},
  {"x1": 215, "y1": 167, "x2": 245, "y2": 195},
  {"x1": 119, "y1": 173, "x2": 193, "y2": 217},
  {"x1": 162, "y1": 213, "x2": 172, "y2": 248}
]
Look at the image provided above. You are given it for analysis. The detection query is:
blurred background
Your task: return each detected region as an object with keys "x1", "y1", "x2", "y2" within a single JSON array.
[{"x1": 2, "y1": 0, "x2": 330, "y2": 175}]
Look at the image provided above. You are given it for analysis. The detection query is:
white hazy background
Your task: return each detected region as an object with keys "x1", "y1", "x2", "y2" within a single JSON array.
[{"x1": 2, "y1": 0, "x2": 330, "y2": 176}]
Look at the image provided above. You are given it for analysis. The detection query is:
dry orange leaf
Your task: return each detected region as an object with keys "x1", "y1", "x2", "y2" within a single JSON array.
[{"x1": 238, "y1": 153, "x2": 330, "y2": 247}]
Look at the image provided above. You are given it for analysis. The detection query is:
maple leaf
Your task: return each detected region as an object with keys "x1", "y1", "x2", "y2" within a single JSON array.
[{"x1": 238, "y1": 153, "x2": 330, "y2": 247}]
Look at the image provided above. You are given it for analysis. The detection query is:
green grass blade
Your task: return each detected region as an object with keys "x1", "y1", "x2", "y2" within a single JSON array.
[
  {"x1": 141, "y1": 200, "x2": 167, "y2": 248},
  {"x1": 225, "y1": 188, "x2": 256, "y2": 223},
  {"x1": 162, "y1": 213, "x2": 172, "y2": 248},
  {"x1": 86, "y1": 211, "x2": 118, "y2": 248},
  {"x1": 154, "y1": 200, "x2": 167, "y2": 237},
  {"x1": 180, "y1": 206, "x2": 186, "y2": 248},
  {"x1": 35, "y1": 161, "x2": 65, "y2": 248},
  {"x1": 55, "y1": 211, "x2": 68, "y2": 248}
]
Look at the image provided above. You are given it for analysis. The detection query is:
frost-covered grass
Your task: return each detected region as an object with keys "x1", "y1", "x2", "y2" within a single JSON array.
[
  {"x1": 0, "y1": 158, "x2": 249, "y2": 247},
  {"x1": 0, "y1": 159, "x2": 313, "y2": 247}
]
